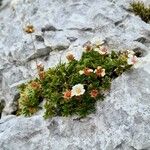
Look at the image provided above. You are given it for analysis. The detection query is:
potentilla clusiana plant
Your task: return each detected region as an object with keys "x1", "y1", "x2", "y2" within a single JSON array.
[{"x1": 18, "y1": 40, "x2": 138, "y2": 118}]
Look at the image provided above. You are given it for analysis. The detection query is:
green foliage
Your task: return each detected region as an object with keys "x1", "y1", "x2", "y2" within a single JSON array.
[
  {"x1": 18, "y1": 80, "x2": 42, "y2": 116},
  {"x1": 130, "y1": 1, "x2": 150, "y2": 23},
  {"x1": 18, "y1": 42, "x2": 136, "y2": 118}
]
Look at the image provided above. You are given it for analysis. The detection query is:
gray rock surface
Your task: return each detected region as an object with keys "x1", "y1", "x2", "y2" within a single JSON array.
[{"x1": 0, "y1": 0, "x2": 150, "y2": 149}]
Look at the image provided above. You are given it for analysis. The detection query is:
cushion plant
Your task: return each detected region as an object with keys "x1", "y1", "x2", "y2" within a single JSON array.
[
  {"x1": 130, "y1": 1, "x2": 150, "y2": 23},
  {"x1": 18, "y1": 41, "x2": 137, "y2": 118}
]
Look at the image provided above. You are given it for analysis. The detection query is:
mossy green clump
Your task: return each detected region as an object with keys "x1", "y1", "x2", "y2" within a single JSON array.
[
  {"x1": 130, "y1": 1, "x2": 150, "y2": 23},
  {"x1": 18, "y1": 41, "x2": 137, "y2": 118},
  {"x1": 18, "y1": 80, "x2": 42, "y2": 116}
]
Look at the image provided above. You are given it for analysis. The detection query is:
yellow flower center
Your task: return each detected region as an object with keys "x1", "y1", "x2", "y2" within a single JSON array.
[{"x1": 76, "y1": 88, "x2": 81, "y2": 94}]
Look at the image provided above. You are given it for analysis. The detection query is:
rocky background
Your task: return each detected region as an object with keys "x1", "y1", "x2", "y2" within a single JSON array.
[{"x1": 0, "y1": 0, "x2": 150, "y2": 149}]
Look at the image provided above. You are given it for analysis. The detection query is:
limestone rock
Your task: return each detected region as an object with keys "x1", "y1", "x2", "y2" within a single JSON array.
[
  {"x1": 0, "y1": 0, "x2": 150, "y2": 149},
  {"x1": 0, "y1": 59, "x2": 150, "y2": 149}
]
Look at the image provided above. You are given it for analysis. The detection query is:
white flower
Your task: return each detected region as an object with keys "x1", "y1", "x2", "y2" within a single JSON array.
[
  {"x1": 37, "y1": 61, "x2": 43, "y2": 67},
  {"x1": 127, "y1": 50, "x2": 138, "y2": 65},
  {"x1": 37, "y1": 62, "x2": 44, "y2": 71},
  {"x1": 83, "y1": 41, "x2": 92, "y2": 52},
  {"x1": 94, "y1": 66, "x2": 106, "y2": 77},
  {"x1": 127, "y1": 50, "x2": 135, "y2": 56},
  {"x1": 79, "y1": 68, "x2": 93, "y2": 75},
  {"x1": 91, "y1": 38, "x2": 104, "y2": 46},
  {"x1": 95, "y1": 40, "x2": 104, "y2": 46},
  {"x1": 99, "y1": 46, "x2": 108, "y2": 55},
  {"x1": 94, "y1": 46, "x2": 108, "y2": 55},
  {"x1": 127, "y1": 55, "x2": 138, "y2": 65},
  {"x1": 71, "y1": 84, "x2": 85, "y2": 96},
  {"x1": 66, "y1": 51, "x2": 75, "y2": 61},
  {"x1": 79, "y1": 70, "x2": 84, "y2": 75},
  {"x1": 88, "y1": 69, "x2": 93, "y2": 72}
]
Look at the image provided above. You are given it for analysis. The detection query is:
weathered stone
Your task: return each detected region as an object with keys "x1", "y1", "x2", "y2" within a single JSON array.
[
  {"x1": 0, "y1": 59, "x2": 150, "y2": 149},
  {"x1": 0, "y1": 0, "x2": 150, "y2": 149},
  {"x1": 35, "y1": 35, "x2": 44, "y2": 42}
]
